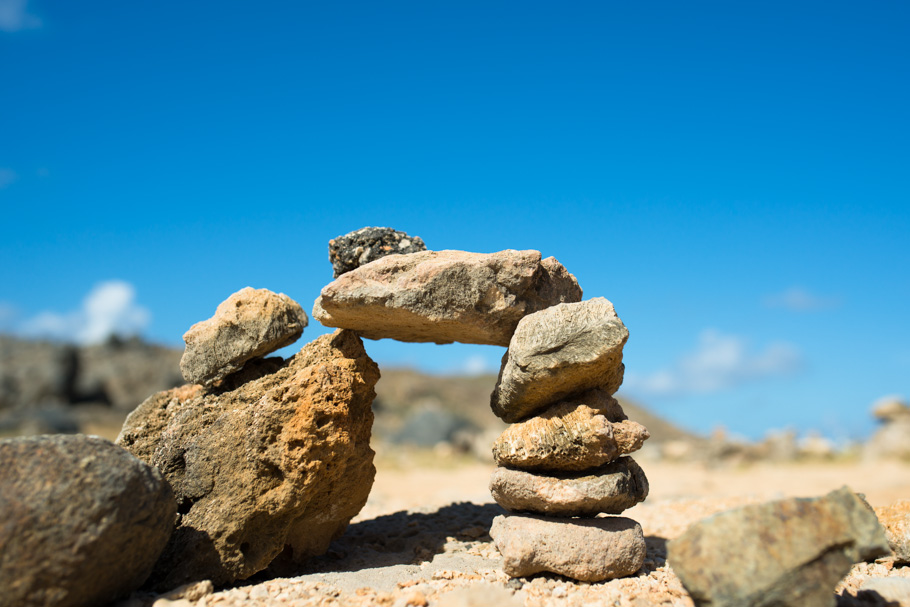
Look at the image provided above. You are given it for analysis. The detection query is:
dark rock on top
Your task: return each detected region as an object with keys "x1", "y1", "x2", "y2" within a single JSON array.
[
  {"x1": 118, "y1": 329, "x2": 379, "y2": 590},
  {"x1": 0, "y1": 434, "x2": 176, "y2": 607},
  {"x1": 668, "y1": 486, "x2": 891, "y2": 607},
  {"x1": 329, "y1": 226, "x2": 427, "y2": 278}
]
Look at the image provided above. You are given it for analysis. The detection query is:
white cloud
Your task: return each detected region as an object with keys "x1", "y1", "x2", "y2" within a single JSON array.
[
  {"x1": 460, "y1": 354, "x2": 492, "y2": 375},
  {"x1": 623, "y1": 329, "x2": 803, "y2": 398},
  {"x1": 0, "y1": 168, "x2": 17, "y2": 189},
  {"x1": 763, "y1": 287, "x2": 840, "y2": 311},
  {"x1": 20, "y1": 281, "x2": 151, "y2": 344},
  {"x1": 0, "y1": 0, "x2": 41, "y2": 32}
]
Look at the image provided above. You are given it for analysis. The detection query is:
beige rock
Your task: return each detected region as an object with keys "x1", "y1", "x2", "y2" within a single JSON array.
[
  {"x1": 668, "y1": 486, "x2": 891, "y2": 607},
  {"x1": 313, "y1": 250, "x2": 582, "y2": 346},
  {"x1": 492, "y1": 389, "x2": 647, "y2": 471},
  {"x1": 118, "y1": 330, "x2": 378, "y2": 590},
  {"x1": 875, "y1": 499, "x2": 910, "y2": 564},
  {"x1": 859, "y1": 578, "x2": 910, "y2": 605},
  {"x1": 490, "y1": 514, "x2": 646, "y2": 582},
  {"x1": 491, "y1": 298, "x2": 628, "y2": 422},
  {"x1": 180, "y1": 287, "x2": 308, "y2": 387},
  {"x1": 490, "y1": 457, "x2": 648, "y2": 516}
]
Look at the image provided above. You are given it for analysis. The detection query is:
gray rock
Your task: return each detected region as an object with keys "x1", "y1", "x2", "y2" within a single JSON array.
[
  {"x1": 668, "y1": 486, "x2": 891, "y2": 607},
  {"x1": 0, "y1": 336, "x2": 76, "y2": 411},
  {"x1": 328, "y1": 226, "x2": 427, "y2": 278},
  {"x1": 0, "y1": 434, "x2": 176, "y2": 607},
  {"x1": 393, "y1": 406, "x2": 475, "y2": 447},
  {"x1": 492, "y1": 389, "x2": 647, "y2": 471},
  {"x1": 313, "y1": 250, "x2": 582, "y2": 346},
  {"x1": 489, "y1": 457, "x2": 649, "y2": 516},
  {"x1": 119, "y1": 330, "x2": 379, "y2": 589},
  {"x1": 490, "y1": 514, "x2": 645, "y2": 582},
  {"x1": 491, "y1": 298, "x2": 628, "y2": 422},
  {"x1": 180, "y1": 287, "x2": 309, "y2": 387}
]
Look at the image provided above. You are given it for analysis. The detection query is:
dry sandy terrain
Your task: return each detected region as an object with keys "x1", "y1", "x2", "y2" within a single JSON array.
[{"x1": 130, "y1": 452, "x2": 910, "y2": 607}]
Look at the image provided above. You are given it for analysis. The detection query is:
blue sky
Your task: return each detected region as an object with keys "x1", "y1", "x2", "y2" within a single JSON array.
[{"x1": 1, "y1": 1, "x2": 908, "y2": 440}]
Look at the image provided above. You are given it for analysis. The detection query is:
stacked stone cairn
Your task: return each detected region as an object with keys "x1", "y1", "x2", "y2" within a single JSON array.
[{"x1": 315, "y1": 227, "x2": 653, "y2": 582}]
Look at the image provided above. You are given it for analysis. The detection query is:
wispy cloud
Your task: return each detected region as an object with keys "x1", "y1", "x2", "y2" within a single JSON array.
[
  {"x1": 623, "y1": 329, "x2": 804, "y2": 398},
  {"x1": 763, "y1": 287, "x2": 840, "y2": 311},
  {"x1": 19, "y1": 281, "x2": 151, "y2": 344},
  {"x1": 0, "y1": 168, "x2": 17, "y2": 189},
  {"x1": 459, "y1": 354, "x2": 495, "y2": 375},
  {"x1": 0, "y1": 0, "x2": 41, "y2": 32}
]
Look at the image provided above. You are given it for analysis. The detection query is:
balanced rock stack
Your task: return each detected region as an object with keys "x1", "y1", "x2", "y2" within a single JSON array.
[{"x1": 315, "y1": 227, "x2": 653, "y2": 583}]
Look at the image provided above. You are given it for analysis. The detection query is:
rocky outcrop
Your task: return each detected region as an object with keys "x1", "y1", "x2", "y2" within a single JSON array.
[
  {"x1": 668, "y1": 486, "x2": 891, "y2": 607},
  {"x1": 0, "y1": 434, "x2": 176, "y2": 607},
  {"x1": 865, "y1": 397, "x2": 910, "y2": 462},
  {"x1": 180, "y1": 287, "x2": 309, "y2": 387},
  {"x1": 118, "y1": 329, "x2": 379, "y2": 589},
  {"x1": 328, "y1": 226, "x2": 427, "y2": 278},
  {"x1": 489, "y1": 457, "x2": 649, "y2": 517},
  {"x1": 875, "y1": 499, "x2": 910, "y2": 564},
  {"x1": 490, "y1": 514, "x2": 646, "y2": 582},
  {"x1": 313, "y1": 249, "x2": 582, "y2": 346},
  {"x1": 490, "y1": 298, "x2": 628, "y2": 423}
]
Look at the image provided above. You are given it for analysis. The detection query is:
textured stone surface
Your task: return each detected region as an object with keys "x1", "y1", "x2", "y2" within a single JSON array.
[
  {"x1": 489, "y1": 457, "x2": 648, "y2": 516},
  {"x1": 858, "y1": 577, "x2": 910, "y2": 605},
  {"x1": 0, "y1": 434, "x2": 176, "y2": 607},
  {"x1": 668, "y1": 486, "x2": 891, "y2": 607},
  {"x1": 119, "y1": 329, "x2": 378, "y2": 589},
  {"x1": 313, "y1": 249, "x2": 582, "y2": 346},
  {"x1": 875, "y1": 500, "x2": 910, "y2": 564},
  {"x1": 491, "y1": 298, "x2": 628, "y2": 422},
  {"x1": 180, "y1": 287, "x2": 309, "y2": 387},
  {"x1": 492, "y1": 389, "x2": 647, "y2": 471},
  {"x1": 328, "y1": 226, "x2": 427, "y2": 278},
  {"x1": 490, "y1": 514, "x2": 645, "y2": 582}
]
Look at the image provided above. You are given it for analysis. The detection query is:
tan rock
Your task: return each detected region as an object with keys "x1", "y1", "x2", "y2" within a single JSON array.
[
  {"x1": 118, "y1": 330, "x2": 378, "y2": 589},
  {"x1": 489, "y1": 457, "x2": 649, "y2": 516},
  {"x1": 668, "y1": 486, "x2": 891, "y2": 607},
  {"x1": 875, "y1": 499, "x2": 910, "y2": 564},
  {"x1": 313, "y1": 250, "x2": 582, "y2": 346},
  {"x1": 491, "y1": 298, "x2": 628, "y2": 422},
  {"x1": 180, "y1": 287, "x2": 308, "y2": 387},
  {"x1": 492, "y1": 389, "x2": 647, "y2": 471},
  {"x1": 490, "y1": 514, "x2": 646, "y2": 582}
]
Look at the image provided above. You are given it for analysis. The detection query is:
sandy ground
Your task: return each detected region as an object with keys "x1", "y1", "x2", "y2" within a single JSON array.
[{"x1": 128, "y1": 454, "x2": 910, "y2": 607}]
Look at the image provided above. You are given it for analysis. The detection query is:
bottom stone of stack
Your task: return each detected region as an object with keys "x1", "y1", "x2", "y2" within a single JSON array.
[{"x1": 489, "y1": 513, "x2": 646, "y2": 582}]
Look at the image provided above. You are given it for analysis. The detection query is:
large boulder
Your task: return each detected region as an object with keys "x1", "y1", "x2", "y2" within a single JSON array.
[
  {"x1": 180, "y1": 287, "x2": 309, "y2": 387},
  {"x1": 118, "y1": 329, "x2": 379, "y2": 589},
  {"x1": 668, "y1": 486, "x2": 891, "y2": 607},
  {"x1": 0, "y1": 434, "x2": 176, "y2": 607},
  {"x1": 328, "y1": 226, "x2": 427, "y2": 278},
  {"x1": 313, "y1": 249, "x2": 582, "y2": 346},
  {"x1": 492, "y1": 389, "x2": 648, "y2": 471},
  {"x1": 490, "y1": 514, "x2": 645, "y2": 582},
  {"x1": 489, "y1": 457, "x2": 649, "y2": 516},
  {"x1": 491, "y1": 298, "x2": 628, "y2": 422}
]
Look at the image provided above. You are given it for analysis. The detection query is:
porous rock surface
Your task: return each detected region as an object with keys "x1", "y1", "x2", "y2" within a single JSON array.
[
  {"x1": 313, "y1": 250, "x2": 582, "y2": 346},
  {"x1": 490, "y1": 513, "x2": 646, "y2": 582},
  {"x1": 0, "y1": 434, "x2": 176, "y2": 607},
  {"x1": 875, "y1": 499, "x2": 910, "y2": 564},
  {"x1": 489, "y1": 457, "x2": 649, "y2": 516},
  {"x1": 668, "y1": 486, "x2": 891, "y2": 607},
  {"x1": 118, "y1": 329, "x2": 379, "y2": 590},
  {"x1": 328, "y1": 226, "x2": 427, "y2": 278},
  {"x1": 180, "y1": 287, "x2": 309, "y2": 387},
  {"x1": 491, "y1": 298, "x2": 628, "y2": 422},
  {"x1": 492, "y1": 390, "x2": 648, "y2": 471}
]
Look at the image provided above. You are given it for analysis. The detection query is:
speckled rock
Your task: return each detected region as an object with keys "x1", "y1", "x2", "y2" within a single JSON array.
[
  {"x1": 118, "y1": 329, "x2": 378, "y2": 590},
  {"x1": 492, "y1": 389, "x2": 648, "y2": 471},
  {"x1": 180, "y1": 287, "x2": 308, "y2": 387},
  {"x1": 489, "y1": 457, "x2": 648, "y2": 516},
  {"x1": 490, "y1": 514, "x2": 646, "y2": 582},
  {"x1": 0, "y1": 434, "x2": 176, "y2": 607},
  {"x1": 314, "y1": 250, "x2": 581, "y2": 346},
  {"x1": 875, "y1": 499, "x2": 910, "y2": 564},
  {"x1": 491, "y1": 298, "x2": 628, "y2": 422},
  {"x1": 668, "y1": 486, "x2": 891, "y2": 607},
  {"x1": 328, "y1": 227, "x2": 427, "y2": 278}
]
